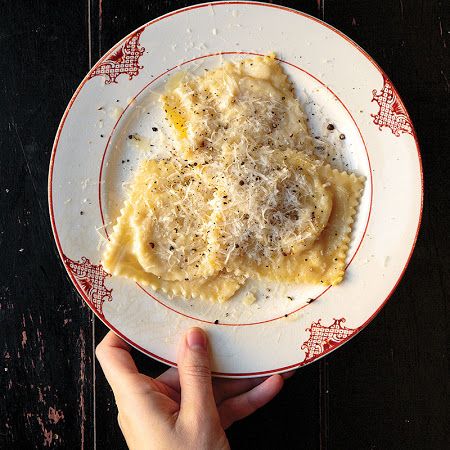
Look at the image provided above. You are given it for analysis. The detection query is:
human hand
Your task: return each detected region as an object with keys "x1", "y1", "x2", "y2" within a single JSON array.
[{"x1": 96, "y1": 327, "x2": 290, "y2": 450}]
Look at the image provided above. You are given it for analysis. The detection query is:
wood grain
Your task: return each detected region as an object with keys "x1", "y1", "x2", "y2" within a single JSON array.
[
  {"x1": 0, "y1": 2, "x2": 94, "y2": 448},
  {"x1": 0, "y1": 0, "x2": 448, "y2": 449},
  {"x1": 324, "y1": 1, "x2": 449, "y2": 448}
]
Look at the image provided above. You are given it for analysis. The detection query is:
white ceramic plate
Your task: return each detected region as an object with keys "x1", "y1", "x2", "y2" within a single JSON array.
[{"x1": 49, "y1": 1, "x2": 422, "y2": 377}]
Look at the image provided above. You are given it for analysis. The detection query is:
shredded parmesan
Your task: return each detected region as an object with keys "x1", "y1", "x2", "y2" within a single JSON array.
[
  {"x1": 243, "y1": 292, "x2": 257, "y2": 305},
  {"x1": 161, "y1": 55, "x2": 332, "y2": 269}
]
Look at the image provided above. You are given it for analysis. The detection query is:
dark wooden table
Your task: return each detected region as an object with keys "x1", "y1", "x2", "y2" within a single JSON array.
[{"x1": 1, "y1": 1, "x2": 448, "y2": 448}]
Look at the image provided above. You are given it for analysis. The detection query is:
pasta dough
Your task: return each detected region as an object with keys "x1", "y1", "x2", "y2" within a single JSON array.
[
  {"x1": 129, "y1": 159, "x2": 223, "y2": 281},
  {"x1": 230, "y1": 164, "x2": 365, "y2": 284},
  {"x1": 212, "y1": 149, "x2": 334, "y2": 269},
  {"x1": 102, "y1": 202, "x2": 246, "y2": 303},
  {"x1": 162, "y1": 54, "x2": 313, "y2": 161}
]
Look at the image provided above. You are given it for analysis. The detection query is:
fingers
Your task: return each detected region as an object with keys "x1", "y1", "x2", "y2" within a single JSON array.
[
  {"x1": 96, "y1": 331, "x2": 139, "y2": 393},
  {"x1": 213, "y1": 377, "x2": 269, "y2": 403},
  {"x1": 96, "y1": 332, "x2": 163, "y2": 398},
  {"x1": 177, "y1": 328, "x2": 219, "y2": 424},
  {"x1": 158, "y1": 359, "x2": 296, "y2": 405},
  {"x1": 158, "y1": 371, "x2": 275, "y2": 406},
  {"x1": 281, "y1": 370, "x2": 296, "y2": 380},
  {"x1": 214, "y1": 370, "x2": 293, "y2": 399},
  {"x1": 218, "y1": 374, "x2": 284, "y2": 429},
  {"x1": 213, "y1": 369, "x2": 295, "y2": 403},
  {"x1": 157, "y1": 367, "x2": 180, "y2": 392},
  {"x1": 157, "y1": 370, "x2": 273, "y2": 405}
]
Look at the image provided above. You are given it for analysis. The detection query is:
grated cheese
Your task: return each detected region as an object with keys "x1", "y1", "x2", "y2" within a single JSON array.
[
  {"x1": 161, "y1": 55, "x2": 332, "y2": 269},
  {"x1": 243, "y1": 292, "x2": 256, "y2": 305}
]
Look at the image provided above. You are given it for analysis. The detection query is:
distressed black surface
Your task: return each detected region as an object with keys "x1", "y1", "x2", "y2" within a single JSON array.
[
  {"x1": 0, "y1": 1, "x2": 448, "y2": 449},
  {"x1": 0, "y1": 2, "x2": 94, "y2": 449}
]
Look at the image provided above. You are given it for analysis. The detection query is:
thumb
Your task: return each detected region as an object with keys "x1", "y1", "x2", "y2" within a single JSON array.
[{"x1": 177, "y1": 328, "x2": 218, "y2": 423}]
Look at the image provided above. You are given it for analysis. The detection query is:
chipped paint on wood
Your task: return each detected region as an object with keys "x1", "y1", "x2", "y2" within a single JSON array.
[
  {"x1": 21, "y1": 330, "x2": 27, "y2": 348},
  {"x1": 78, "y1": 328, "x2": 87, "y2": 450},
  {"x1": 48, "y1": 407, "x2": 64, "y2": 424},
  {"x1": 37, "y1": 416, "x2": 55, "y2": 447}
]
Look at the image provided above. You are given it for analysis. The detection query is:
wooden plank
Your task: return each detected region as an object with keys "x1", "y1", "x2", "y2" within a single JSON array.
[
  {"x1": 227, "y1": 364, "x2": 321, "y2": 450},
  {"x1": 0, "y1": 1, "x2": 94, "y2": 448},
  {"x1": 92, "y1": 1, "x2": 323, "y2": 449},
  {"x1": 323, "y1": 1, "x2": 449, "y2": 448},
  {"x1": 2, "y1": 0, "x2": 445, "y2": 448}
]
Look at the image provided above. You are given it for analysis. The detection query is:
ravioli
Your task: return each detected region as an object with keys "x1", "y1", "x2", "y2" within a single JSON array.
[
  {"x1": 162, "y1": 54, "x2": 313, "y2": 161},
  {"x1": 229, "y1": 164, "x2": 365, "y2": 284},
  {"x1": 211, "y1": 149, "x2": 334, "y2": 271},
  {"x1": 129, "y1": 159, "x2": 223, "y2": 281},
  {"x1": 103, "y1": 201, "x2": 246, "y2": 302},
  {"x1": 102, "y1": 54, "x2": 365, "y2": 303}
]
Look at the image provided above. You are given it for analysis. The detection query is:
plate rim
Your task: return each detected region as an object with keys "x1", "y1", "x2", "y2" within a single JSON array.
[{"x1": 48, "y1": 1, "x2": 424, "y2": 377}]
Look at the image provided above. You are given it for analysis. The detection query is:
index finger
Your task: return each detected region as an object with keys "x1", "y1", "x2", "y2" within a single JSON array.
[{"x1": 95, "y1": 331, "x2": 139, "y2": 391}]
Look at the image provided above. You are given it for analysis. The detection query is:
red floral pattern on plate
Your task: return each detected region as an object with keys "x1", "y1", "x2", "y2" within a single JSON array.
[
  {"x1": 64, "y1": 255, "x2": 112, "y2": 316},
  {"x1": 301, "y1": 318, "x2": 357, "y2": 363},
  {"x1": 371, "y1": 76, "x2": 413, "y2": 136},
  {"x1": 89, "y1": 30, "x2": 145, "y2": 84}
]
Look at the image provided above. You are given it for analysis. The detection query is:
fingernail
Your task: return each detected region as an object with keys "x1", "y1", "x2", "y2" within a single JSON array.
[{"x1": 186, "y1": 328, "x2": 207, "y2": 351}]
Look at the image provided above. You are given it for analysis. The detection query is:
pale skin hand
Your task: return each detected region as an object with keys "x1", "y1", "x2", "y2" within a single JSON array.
[{"x1": 96, "y1": 327, "x2": 292, "y2": 450}]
